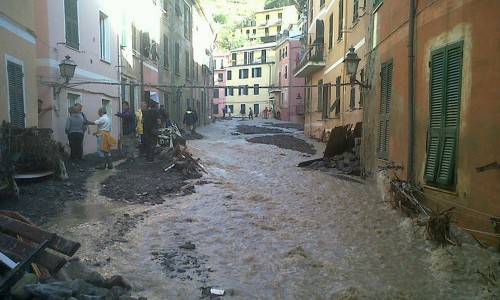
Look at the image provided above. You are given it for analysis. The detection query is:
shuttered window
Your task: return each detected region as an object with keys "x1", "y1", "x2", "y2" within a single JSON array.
[
  {"x1": 378, "y1": 60, "x2": 393, "y2": 160},
  {"x1": 424, "y1": 41, "x2": 463, "y2": 189},
  {"x1": 7, "y1": 61, "x2": 25, "y2": 128},
  {"x1": 64, "y1": 0, "x2": 79, "y2": 50}
]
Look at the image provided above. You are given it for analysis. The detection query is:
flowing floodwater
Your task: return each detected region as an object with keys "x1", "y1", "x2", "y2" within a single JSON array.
[{"x1": 47, "y1": 119, "x2": 499, "y2": 299}]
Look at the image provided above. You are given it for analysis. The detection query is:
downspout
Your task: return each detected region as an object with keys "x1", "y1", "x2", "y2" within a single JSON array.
[
  {"x1": 140, "y1": 30, "x2": 144, "y2": 106},
  {"x1": 408, "y1": 0, "x2": 416, "y2": 181}
]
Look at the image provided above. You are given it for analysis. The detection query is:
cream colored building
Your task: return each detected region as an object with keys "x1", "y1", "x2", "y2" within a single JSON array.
[
  {"x1": 225, "y1": 43, "x2": 275, "y2": 117},
  {"x1": 0, "y1": 1, "x2": 38, "y2": 128},
  {"x1": 294, "y1": 0, "x2": 369, "y2": 139},
  {"x1": 241, "y1": 5, "x2": 299, "y2": 43}
]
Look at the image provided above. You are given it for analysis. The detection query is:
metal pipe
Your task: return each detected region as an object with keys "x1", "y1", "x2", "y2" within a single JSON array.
[{"x1": 408, "y1": 0, "x2": 416, "y2": 181}]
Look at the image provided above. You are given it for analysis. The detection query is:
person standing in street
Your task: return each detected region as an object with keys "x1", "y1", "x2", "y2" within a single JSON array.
[
  {"x1": 248, "y1": 107, "x2": 254, "y2": 120},
  {"x1": 115, "y1": 101, "x2": 136, "y2": 162},
  {"x1": 65, "y1": 103, "x2": 89, "y2": 162},
  {"x1": 87, "y1": 107, "x2": 116, "y2": 169},
  {"x1": 183, "y1": 108, "x2": 198, "y2": 134},
  {"x1": 135, "y1": 101, "x2": 148, "y2": 157},
  {"x1": 142, "y1": 100, "x2": 162, "y2": 163}
]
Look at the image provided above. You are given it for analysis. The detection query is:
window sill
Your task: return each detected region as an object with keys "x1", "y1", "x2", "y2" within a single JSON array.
[
  {"x1": 100, "y1": 59, "x2": 111, "y2": 64},
  {"x1": 423, "y1": 185, "x2": 458, "y2": 196}
]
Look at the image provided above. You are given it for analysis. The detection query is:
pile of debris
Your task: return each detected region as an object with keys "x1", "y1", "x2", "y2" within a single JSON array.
[
  {"x1": 0, "y1": 211, "x2": 144, "y2": 299},
  {"x1": 299, "y1": 123, "x2": 362, "y2": 176},
  {"x1": 161, "y1": 144, "x2": 207, "y2": 179}
]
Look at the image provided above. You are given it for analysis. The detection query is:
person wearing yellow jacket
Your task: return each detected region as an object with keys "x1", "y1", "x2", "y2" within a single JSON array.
[
  {"x1": 135, "y1": 101, "x2": 148, "y2": 156},
  {"x1": 87, "y1": 107, "x2": 116, "y2": 169}
]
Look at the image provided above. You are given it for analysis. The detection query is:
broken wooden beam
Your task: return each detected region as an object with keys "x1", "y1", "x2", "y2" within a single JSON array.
[
  {"x1": 0, "y1": 233, "x2": 66, "y2": 273},
  {"x1": 0, "y1": 214, "x2": 80, "y2": 257}
]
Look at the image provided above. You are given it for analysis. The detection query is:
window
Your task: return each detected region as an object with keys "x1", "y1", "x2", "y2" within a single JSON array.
[
  {"x1": 163, "y1": 35, "x2": 169, "y2": 68},
  {"x1": 174, "y1": 43, "x2": 180, "y2": 73},
  {"x1": 67, "y1": 93, "x2": 82, "y2": 111},
  {"x1": 239, "y1": 69, "x2": 249, "y2": 79},
  {"x1": 254, "y1": 84, "x2": 259, "y2": 95},
  {"x1": 266, "y1": 14, "x2": 269, "y2": 21},
  {"x1": 7, "y1": 60, "x2": 25, "y2": 127},
  {"x1": 185, "y1": 51, "x2": 190, "y2": 78},
  {"x1": 265, "y1": 28, "x2": 269, "y2": 36},
  {"x1": 374, "y1": 0, "x2": 383, "y2": 10},
  {"x1": 175, "y1": 0, "x2": 182, "y2": 16},
  {"x1": 261, "y1": 50, "x2": 267, "y2": 63},
  {"x1": 213, "y1": 103, "x2": 219, "y2": 114},
  {"x1": 252, "y1": 67, "x2": 262, "y2": 78},
  {"x1": 213, "y1": 88, "x2": 219, "y2": 98},
  {"x1": 227, "y1": 87, "x2": 234, "y2": 96},
  {"x1": 328, "y1": 14, "x2": 333, "y2": 50},
  {"x1": 217, "y1": 73, "x2": 223, "y2": 82},
  {"x1": 277, "y1": 25, "x2": 281, "y2": 33},
  {"x1": 227, "y1": 70, "x2": 232, "y2": 80},
  {"x1": 333, "y1": 76, "x2": 341, "y2": 115},
  {"x1": 378, "y1": 60, "x2": 393, "y2": 160},
  {"x1": 353, "y1": 0, "x2": 359, "y2": 22},
  {"x1": 349, "y1": 86, "x2": 356, "y2": 111},
  {"x1": 231, "y1": 53, "x2": 237, "y2": 66},
  {"x1": 320, "y1": 0, "x2": 325, "y2": 7},
  {"x1": 99, "y1": 12, "x2": 110, "y2": 61},
  {"x1": 317, "y1": 80, "x2": 323, "y2": 112},
  {"x1": 284, "y1": 65, "x2": 288, "y2": 79},
  {"x1": 278, "y1": 13, "x2": 282, "y2": 19},
  {"x1": 424, "y1": 41, "x2": 463, "y2": 189},
  {"x1": 64, "y1": 0, "x2": 79, "y2": 49},
  {"x1": 359, "y1": 69, "x2": 365, "y2": 108},
  {"x1": 246, "y1": 30, "x2": 250, "y2": 35},
  {"x1": 132, "y1": 24, "x2": 137, "y2": 52},
  {"x1": 184, "y1": 3, "x2": 191, "y2": 39},
  {"x1": 338, "y1": 0, "x2": 344, "y2": 41},
  {"x1": 253, "y1": 29, "x2": 256, "y2": 35}
]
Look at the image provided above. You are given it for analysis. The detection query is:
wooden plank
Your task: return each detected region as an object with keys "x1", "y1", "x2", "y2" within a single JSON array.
[
  {"x1": 0, "y1": 214, "x2": 80, "y2": 257},
  {"x1": 0, "y1": 233, "x2": 66, "y2": 273}
]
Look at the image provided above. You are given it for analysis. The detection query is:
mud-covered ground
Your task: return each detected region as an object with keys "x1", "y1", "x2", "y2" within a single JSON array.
[{"x1": 0, "y1": 122, "x2": 316, "y2": 227}]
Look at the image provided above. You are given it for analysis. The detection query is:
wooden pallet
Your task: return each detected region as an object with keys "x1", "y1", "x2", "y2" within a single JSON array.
[{"x1": 0, "y1": 211, "x2": 80, "y2": 274}]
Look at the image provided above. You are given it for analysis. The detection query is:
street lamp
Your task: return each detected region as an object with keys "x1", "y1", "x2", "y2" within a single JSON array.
[
  {"x1": 53, "y1": 55, "x2": 77, "y2": 98},
  {"x1": 59, "y1": 55, "x2": 77, "y2": 83},
  {"x1": 344, "y1": 46, "x2": 370, "y2": 89}
]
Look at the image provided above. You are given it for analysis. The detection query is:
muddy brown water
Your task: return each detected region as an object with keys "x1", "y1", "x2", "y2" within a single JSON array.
[{"x1": 45, "y1": 119, "x2": 499, "y2": 299}]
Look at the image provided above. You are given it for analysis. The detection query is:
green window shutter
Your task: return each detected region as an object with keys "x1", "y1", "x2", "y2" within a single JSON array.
[
  {"x1": 378, "y1": 60, "x2": 392, "y2": 159},
  {"x1": 425, "y1": 42, "x2": 463, "y2": 188},
  {"x1": 7, "y1": 61, "x2": 25, "y2": 128},
  {"x1": 317, "y1": 80, "x2": 323, "y2": 112},
  {"x1": 64, "y1": 0, "x2": 79, "y2": 49}
]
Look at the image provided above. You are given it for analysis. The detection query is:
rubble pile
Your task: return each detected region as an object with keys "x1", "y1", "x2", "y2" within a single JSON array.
[
  {"x1": 7, "y1": 259, "x2": 144, "y2": 300},
  {"x1": 306, "y1": 143, "x2": 361, "y2": 176}
]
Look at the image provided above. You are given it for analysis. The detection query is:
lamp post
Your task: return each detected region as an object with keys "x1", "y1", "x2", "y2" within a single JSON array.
[
  {"x1": 53, "y1": 55, "x2": 77, "y2": 98},
  {"x1": 343, "y1": 46, "x2": 370, "y2": 89}
]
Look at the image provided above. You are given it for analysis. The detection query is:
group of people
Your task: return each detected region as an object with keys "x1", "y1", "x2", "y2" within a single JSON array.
[{"x1": 65, "y1": 99, "x2": 196, "y2": 168}]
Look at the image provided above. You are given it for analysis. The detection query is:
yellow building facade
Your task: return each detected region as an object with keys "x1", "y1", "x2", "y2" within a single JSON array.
[
  {"x1": 294, "y1": 0, "x2": 369, "y2": 140},
  {"x1": 0, "y1": 0, "x2": 38, "y2": 128},
  {"x1": 225, "y1": 43, "x2": 276, "y2": 117},
  {"x1": 241, "y1": 5, "x2": 299, "y2": 43}
]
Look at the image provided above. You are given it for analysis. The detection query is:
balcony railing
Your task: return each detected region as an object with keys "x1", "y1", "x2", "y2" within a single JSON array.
[{"x1": 294, "y1": 42, "x2": 326, "y2": 78}]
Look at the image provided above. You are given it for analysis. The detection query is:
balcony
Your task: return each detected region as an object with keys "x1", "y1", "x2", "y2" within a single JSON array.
[
  {"x1": 268, "y1": 84, "x2": 281, "y2": 93},
  {"x1": 294, "y1": 42, "x2": 326, "y2": 78}
]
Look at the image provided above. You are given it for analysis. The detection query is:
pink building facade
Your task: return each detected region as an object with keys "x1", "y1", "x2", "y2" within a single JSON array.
[
  {"x1": 35, "y1": 0, "x2": 120, "y2": 156},
  {"x1": 212, "y1": 53, "x2": 229, "y2": 118},
  {"x1": 274, "y1": 34, "x2": 305, "y2": 122}
]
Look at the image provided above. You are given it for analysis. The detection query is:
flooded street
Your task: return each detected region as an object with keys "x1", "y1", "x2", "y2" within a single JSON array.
[{"x1": 47, "y1": 118, "x2": 499, "y2": 299}]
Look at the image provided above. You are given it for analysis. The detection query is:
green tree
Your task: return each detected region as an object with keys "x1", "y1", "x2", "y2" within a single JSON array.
[
  {"x1": 213, "y1": 13, "x2": 227, "y2": 24},
  {"x1": 264, "y1": 0, "x2": 292, "y2": 9},
  {"x1": 217, "y1": 25, "x2": 247, "y2": 51}
]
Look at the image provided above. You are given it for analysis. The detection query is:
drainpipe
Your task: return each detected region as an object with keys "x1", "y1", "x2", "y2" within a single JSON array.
[{"x1": 408, "y1": 0, "x2": 416, "y2": 181}]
